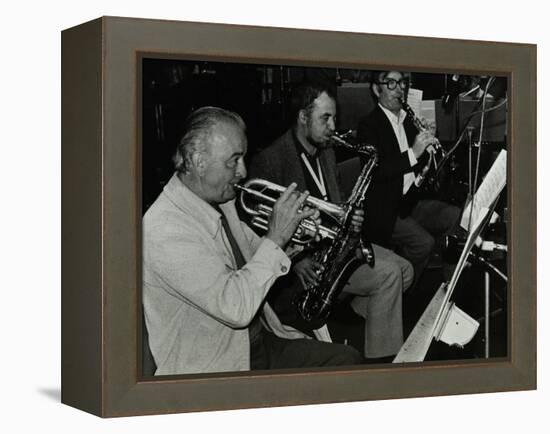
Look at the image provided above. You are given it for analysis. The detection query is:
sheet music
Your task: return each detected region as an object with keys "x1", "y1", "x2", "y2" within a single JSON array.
[
  {"x1": 460, "y1": 150, "x2": 507, "y2": 230},
  {"x1": 420, "y1": 100, "x2": 436, "y2": 128},
  {"x1": 407, "y1": 88, "x2": 423, "y2": 118}
]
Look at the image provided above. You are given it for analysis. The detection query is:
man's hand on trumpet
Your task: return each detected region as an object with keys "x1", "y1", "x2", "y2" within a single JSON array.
[{"x1": 265, "y1": 183, "x2": 320, "y2": 248}]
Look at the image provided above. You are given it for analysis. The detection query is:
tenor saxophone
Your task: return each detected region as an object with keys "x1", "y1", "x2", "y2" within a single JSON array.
[{"x1": 296, "y1": 144, "x2": 378, "y2": 322}]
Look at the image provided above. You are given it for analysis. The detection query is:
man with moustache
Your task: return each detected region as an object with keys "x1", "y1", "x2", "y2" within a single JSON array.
[{"x1": 249, "y1": 83, "x2": 413, "y2": 361}]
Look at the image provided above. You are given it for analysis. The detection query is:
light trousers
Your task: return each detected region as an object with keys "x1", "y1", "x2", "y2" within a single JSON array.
[{"x1": 344, "y1": 244, "x2": 414, "y2": 358}]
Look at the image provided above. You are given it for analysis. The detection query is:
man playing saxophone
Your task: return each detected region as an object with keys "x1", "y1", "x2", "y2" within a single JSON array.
[{"x1": 248, "y1": 82, "x2": 414, "y2": 362}]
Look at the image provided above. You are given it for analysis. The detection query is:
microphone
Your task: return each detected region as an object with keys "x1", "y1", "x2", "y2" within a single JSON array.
[
  {"x1": 442, "y1": 235, "x2": 507, "y2": 262},
  {"x1": 442, "y1": 74, "x2": 461, "y2": 113},
  {"x1": 480, "y1": 241, "x2": 507, "y2": 252}
]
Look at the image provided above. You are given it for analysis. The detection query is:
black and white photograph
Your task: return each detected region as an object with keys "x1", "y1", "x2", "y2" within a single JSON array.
[
  {"x1": 140, "y1": 57, "x2": 509, "y2": 376},
  {"x1": 58, "y1": 15, "x2": 536, "y2": 419},
  {"x1": 35, "y1": 3, "x2": 541, "y2": 427}
]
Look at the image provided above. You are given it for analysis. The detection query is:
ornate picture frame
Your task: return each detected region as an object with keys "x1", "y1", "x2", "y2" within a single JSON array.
[{"x1": 61, "y1": 16, "x2": 536, "y2": 417}]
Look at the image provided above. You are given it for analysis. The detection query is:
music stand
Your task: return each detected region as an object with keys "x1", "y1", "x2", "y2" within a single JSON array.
[{"x1": 394, "y1": 198, "x2": 500, "y2": 363}]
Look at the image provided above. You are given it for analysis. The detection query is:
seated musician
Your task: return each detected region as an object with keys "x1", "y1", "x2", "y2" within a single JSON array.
[
  {"x1": 248, "y1": 82, "x2": 414, "y2": 362},
  {"x1": 142, "y1": 106, "x2": 361, "y2": 375},
  {"x1": 357, "y1": 71, "x2": 461, "y2": 283}
]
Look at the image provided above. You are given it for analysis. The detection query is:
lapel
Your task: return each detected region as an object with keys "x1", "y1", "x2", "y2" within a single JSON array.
[
  {"x1": 318, "y1": 149, "x2": 342, "y2": 203},
  {"x1": 376, "y1": 105, "x2": 403, "y2": 156},
  {"x1": 280, "y1": 130, "x2": 308, "y2": 190},
  {"x1": 281, "y1": 129, "x2": 341, "y2": 203},
  {"x1": 404, "y1": 117, "x2": 418, "y2": 147}
]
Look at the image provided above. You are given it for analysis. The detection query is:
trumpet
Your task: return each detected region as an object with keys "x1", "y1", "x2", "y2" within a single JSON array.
[{"x1": 234, "y1": 179, "x2": 345, "y2": 245}]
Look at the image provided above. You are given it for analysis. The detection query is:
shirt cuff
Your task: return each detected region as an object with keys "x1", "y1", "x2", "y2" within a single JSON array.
[{"x1": 258, "y1": 237, "x2": 292, "y2": 274}]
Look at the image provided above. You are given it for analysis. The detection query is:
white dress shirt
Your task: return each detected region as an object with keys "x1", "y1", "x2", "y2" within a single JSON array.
[{"x1": 379, "y1": 104, "x2": 418, "y2": 195}]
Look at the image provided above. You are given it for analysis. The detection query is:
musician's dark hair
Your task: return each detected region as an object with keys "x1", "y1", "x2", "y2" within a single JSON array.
[
  {"x1": 289, "y1": 82, "x2": 336, "y2": 125},
  {"x1": 173, "y1": 106, "x2": 245, "y2": 174}
]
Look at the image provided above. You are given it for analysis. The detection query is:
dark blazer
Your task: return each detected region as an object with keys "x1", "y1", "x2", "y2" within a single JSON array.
[
  {"x1": 247, "y1": 129, "x2": 343, "y2": 331},
  {"x1": 356, "y1": 105, "x2": 423, "y2": 247},
  {"x1": 248, "y1": 129, "x2": 343, "y2": 202}
]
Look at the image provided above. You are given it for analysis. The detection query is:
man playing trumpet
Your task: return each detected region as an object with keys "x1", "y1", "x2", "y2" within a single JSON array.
[
  {"x1": 143, "y1": 106, "x2": 361, "y2": 375},
  {"x1": 249, "y1": 83, "x2": 414, "y2": 361}
]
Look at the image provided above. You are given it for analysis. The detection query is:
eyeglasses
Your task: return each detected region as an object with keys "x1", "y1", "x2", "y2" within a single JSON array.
[{"x1": 377, "y1": 78, "x2": 409, "y2": 90}]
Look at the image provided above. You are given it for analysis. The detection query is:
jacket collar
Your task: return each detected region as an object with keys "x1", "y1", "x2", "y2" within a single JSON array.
[
  {"x1": 163, "y1": 173, "x2": 224, "y2": 239},
  {"x1": 292, "y1": 128, "x2": 319, "y2": 159},
  {"x1": 378, "y1": 103, "x2": 406, "y2": 125},
  {"x1": 287, "y1": 128, "x2": 341, "y2": 203}
]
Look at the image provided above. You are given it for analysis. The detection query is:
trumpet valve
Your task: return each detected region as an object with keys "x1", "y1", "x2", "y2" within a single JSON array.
[{"x1": 256, "y1": 203, "x2": 271, "y2": 217}]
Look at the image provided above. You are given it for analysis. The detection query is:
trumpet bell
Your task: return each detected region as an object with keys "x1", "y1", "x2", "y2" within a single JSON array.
[{"x1": 234, "y1": 178, "x2": 344, "y2": 245}]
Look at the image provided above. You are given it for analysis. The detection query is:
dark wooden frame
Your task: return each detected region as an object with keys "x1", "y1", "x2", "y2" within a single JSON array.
[{"x1": 61, "y1": 16, "x2": 536, "y2": 417}]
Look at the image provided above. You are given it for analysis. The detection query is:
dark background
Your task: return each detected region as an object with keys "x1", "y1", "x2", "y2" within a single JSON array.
[
  {"x1": 141, "y1": 57, "x2": 508, "y2": 364},
  {"x1": 141, "y1": 58, "x2": 507, "y2": 211}
]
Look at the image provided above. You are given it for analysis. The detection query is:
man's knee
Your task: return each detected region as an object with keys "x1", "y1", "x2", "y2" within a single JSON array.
[
  {"x1": 401, "y1": 258, "x2": 414, "y2": 292},
  {"x1": 326, "y1": 343, "x2": 362, "y2": 366},
  {"x1": 443, "y1": 205, "x2": 462, "y2": 233},
  {"x1": 380, "y1": 261, "x2": 403, "y2": 293},
  {"x1": 416, "y1": 232, "x2": 435, "y2": 259},
  {"x1": 377, "y1": 246, "x2": 414, "y2": 293}
]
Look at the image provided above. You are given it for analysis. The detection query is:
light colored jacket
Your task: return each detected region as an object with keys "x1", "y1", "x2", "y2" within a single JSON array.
[{"x1": 143, "y1": 174, "x2": 326, "y2": 375}]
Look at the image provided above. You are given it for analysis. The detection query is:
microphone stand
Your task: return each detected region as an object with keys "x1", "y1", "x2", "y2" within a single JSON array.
[
  {"x1": 445, "y1": 204, "x2": 507, "y2": 358},
  {"x1": 467, "y1": 250, "x2": 507, "y2": 283},
  {"x1": 430, "y1": 78, "x2": 495, "y2": 187},
  {"x1": 468, "y1": 248, "x2": 507, "y2": 358}
]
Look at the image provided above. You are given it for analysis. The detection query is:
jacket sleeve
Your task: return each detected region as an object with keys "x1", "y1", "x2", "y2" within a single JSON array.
[
  {"x1": 241, "y1": 221, "x2": 265, "y2": 253},
  {"x1": 143, "y1": 220, "x2": 290, "y2": 329},
  {"x1": 357, "y1": 116, "x2": 420, "y2": 182}
]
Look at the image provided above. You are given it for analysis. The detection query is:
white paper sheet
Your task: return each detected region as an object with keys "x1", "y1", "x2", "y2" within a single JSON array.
[{"x1": 460, "y1": 149, "x2": 507, "y2": 230}]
